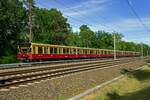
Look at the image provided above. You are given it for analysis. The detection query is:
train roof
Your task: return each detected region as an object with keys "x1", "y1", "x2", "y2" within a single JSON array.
[
  {"x1": 31, "y1": 42, "x2": 114, "y2": 51},
  {"x1": 19, "y1": 42, "x2": 140, "y2": 53}
]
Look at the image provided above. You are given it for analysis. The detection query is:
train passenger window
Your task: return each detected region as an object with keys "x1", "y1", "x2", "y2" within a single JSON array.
[
  {"x1": 62, "y1": 48, "x2": 65, "y2": 54},
  {"x1": 54, "y1": 48, "x2": 57, "y2": 54},
  {"x1": 32, "y1": 46, "x2": 35, "y2": 54},
  {"x1": 77, "y1": 49, "x2": 79, "y2": 54},
  {"x1": 44, "y1": 47, "x2": 48, "y2": 54},
  {"x1": 59, "y1": 48, "x2": 61, "y2": 54},
  {"x1": 38, "y1": 47, "x2": 42, "y2": 54},
  {"x1": 90, "y1": 50, "x2": 92, "y2": 54},
  {"x1": 74, "y1": 49, "x2": 76, "y2": 54},
  {"x1": 82, "y1": 50, "x2": 84, "y2": 54},
  {"x1": 94, "y1": 50, "x2": 96, "y2": 54},
  {"x1": 70, "y1": 49, "x2": 72, "y2": 54},
  {"x1": 92, "y1": 50, "x2": 94, "y2": 54},
  {"x1": 110, "y1": 51, "x2": 112, "y2": 54},
  {"x1": 50, "y1": 48, "x2": 53, "y2": 54},
  {"x1": 57, "y1": 48, "x2": 60, "y2": 54},
  {"x1": 104, "y1": 51, "x2": 106, "y2": 54},
  {"x1": 92, "y1": 50, "x2": 95, "y2": 54},
  {"x1": 79, "y1": 49, "x2": 82, "y2": 54},
  {"x1": 70, "y1": 49, "x2": 74, "y2": 54},
  {"x1": 83, "y1": 50, "x2": 86, "y2": 54},
  {"x1": 86, "y1": 50, "x2": 88, "y2": 54},
  {"x1": 106, "y1": 51, "x2": 108, "y2": 54},
  {"x1": 20, "y1": 49, "x2": 28, "y2": 54},
  {"x1": 66, "y1": 48, "x2": 69, "y2": 54},
  {"x1": 96, "y1": 51, "x2": 98, "y2": 54},
  {"x1": 93, "y1": 50, "x2": 95, "y2": 54},
  {"x1": 100, "y1": 51, "x2": 102, "y2": 54}
]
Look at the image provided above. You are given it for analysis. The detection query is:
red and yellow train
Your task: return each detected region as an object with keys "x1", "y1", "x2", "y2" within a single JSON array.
[{"x1": 17, "y1": 43, "x2": 140, "y2": 61}]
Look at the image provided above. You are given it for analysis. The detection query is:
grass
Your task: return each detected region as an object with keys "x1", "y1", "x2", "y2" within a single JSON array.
[{"x1": 83, "y1": 65, "x2": 150, "y2": 100}]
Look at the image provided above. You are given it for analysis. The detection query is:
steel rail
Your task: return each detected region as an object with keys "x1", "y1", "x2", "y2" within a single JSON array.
[
  {"x1": 0, "y1": 57, "x2": 141, "y2": 70},
  {"x1": 0, "y1": 58, "x2": 140, "y2": 88},
  {"x1": 0, "y1": 58, "x2": 137, "y2": 77}
]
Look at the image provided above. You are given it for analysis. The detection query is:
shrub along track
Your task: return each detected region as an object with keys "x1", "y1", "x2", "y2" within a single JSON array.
[{"x1": 0, "y1": 57, "x2": 147, "y2": 89}]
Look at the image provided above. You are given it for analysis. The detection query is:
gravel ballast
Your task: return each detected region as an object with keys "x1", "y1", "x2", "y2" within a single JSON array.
[{"x1": 0, "y1": 59, "x2": 145, "y2": 100}]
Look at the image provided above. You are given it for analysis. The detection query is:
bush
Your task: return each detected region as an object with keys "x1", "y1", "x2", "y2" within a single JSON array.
[{"x1": 0, "y1": 55, "x2": 17, "y2": 64}]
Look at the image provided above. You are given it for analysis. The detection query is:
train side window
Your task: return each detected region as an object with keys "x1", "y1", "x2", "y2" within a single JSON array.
[
  {"x1": 99, "y1": 50, "x2": 101, "y2": 54},
  {"x1": 96, "y1": 51, "x2": 99, "y2": 54},
  {"x1": 57, "y1": 48, "x2": 60, "y2": 54},
  {"x1": 44, "y1": 47, "x2": 48, "y2": 54},
  {"x1": 79, "y1": 49, "x2": 81, "y2": 54},
  {"x1": 70, "y1": 48, "x2": 73, "y2": 54},
  {"x1": 92, "y1": 50, "x2": 94, "y2": 54},
  {"x1": 97, "y1": 51, "x2": 99, "y2": 54},
  {"x1": 78, "y1": 49, "x2": 81, "y2": 54},
  {"x1": 102, "y1": 51, "x2": 104, "y2": 54},
  {"x1": 80, "y1": 49, "x2": 83, "y2": 54},
  {"x1": 50, "y1": 48, "x2": 53, "y2": 54},
  {"x1": 62, "y1": 48, "x2": 65, "y2": 54},
  {"x1": 93, "y1": 50, "x2": 96, "y2": 54},
  {"x1": 73, "y1": 49, "x2": 75, "y2": 54},
  {"x1": 107, "y1": 51, "x2": 110, "y2": 54},
  {"x1": 83, "y1": 50, "x2": 86, "y2": 54},
  {"x1": 38, "y1": 47, "x2": 42, "y2": 54},
  {"x1": 79, "y1": 49, "x2": 82, "y2": 54},
  {"x1": 32, "y1": 46, "x2": 35, "y2": 54},
  {"x1": 76, "y1": 49, "x2": 78, "y2": 54},
  {"x1": 111, "y1": 51, "x2": 113, "y2": 54},
  {"x1": 86, "y1": 50, "x2": 88, "y2": 54},
  {"x1": 74, "y1": 49, "x2": 76, "y2": 54},
  {"x1": 59, "y1": 48, "x2": 62, "y2": 54},
  {"x1": 66, "y1": 48, "x2": 69, "y2": 54},
  {"x1": 54, "y1": 48, "x2": 57, "y2": 54},
  {"x1": 90, "y1": 50, "x2": 91, "y2": 54},
  {"x1": 93, "y1": 50, "x2": 95, "y2": 54},
  {"x1": 85, "y1": 50, "x2": 88, "y2": 54},
  {"x1": 94, "y1": 50, "x2": 96, "y2": 54}
]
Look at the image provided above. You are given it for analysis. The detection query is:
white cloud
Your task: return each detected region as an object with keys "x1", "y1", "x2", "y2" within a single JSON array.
[
  {"x1": 116, "y1": 17, "x2": 150, "y2": 32},
  {"x1": 62, "y1": 0, "x2": 110, "y2": 17},
  {"x1": 104, "y1": 16, "x2": 150, "y2": 45},
  {"x1": 90, "y1": 16, "x2": 150, "y2": 33},
  {"x1": 76, "y1": 16, "x2": 150, "y2": 45}
]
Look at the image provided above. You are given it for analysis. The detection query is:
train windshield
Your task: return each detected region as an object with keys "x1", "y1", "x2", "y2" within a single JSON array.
[{"x1": 18, "y1": 43, "x2": 31, "y2": 54}]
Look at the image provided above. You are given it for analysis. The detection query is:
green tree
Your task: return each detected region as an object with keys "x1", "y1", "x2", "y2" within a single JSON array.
[
  {"x1": 95, "y1": 31, "x2": 113, "y2": 49},
  {"x1": 0, "y1": 0, "x2": 27, "y2": 63},
  {"x1": 32, "y1": 8, "x2": 71, "y2": 45},
  {"x1": 67, "y1": 32, "x2": 82, "y2": 47},
  {"x1": 79, "y1": 25, "x2": 96, "y2": 48}
]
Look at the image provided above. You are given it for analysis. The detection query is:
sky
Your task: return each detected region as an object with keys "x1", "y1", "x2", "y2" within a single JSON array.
[{"x1": 35, "y1": 0, "x2": 150, "y2": 45}]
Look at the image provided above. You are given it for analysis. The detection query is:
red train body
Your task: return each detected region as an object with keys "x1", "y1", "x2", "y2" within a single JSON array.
[{"x1": 17, "y1": 43, "x2": 140, "y2": 61}]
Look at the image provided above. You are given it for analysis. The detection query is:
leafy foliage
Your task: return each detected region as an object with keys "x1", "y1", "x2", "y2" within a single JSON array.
[
  {"x1": 0, "y1": 0, "x2": 150, "y2": 64},
  {"x1": 32, "y1": 8, "x2": 71, "y2": 45},
  {"x1": 79, "y1": 25, "x2": 96, "y2": 48},
  {"x1": 0, "y1": 0, "x2": 26, "y2": 63}
]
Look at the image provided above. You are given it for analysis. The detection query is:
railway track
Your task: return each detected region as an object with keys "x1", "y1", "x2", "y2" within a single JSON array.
[
  {"x1": 0, "y1": 57, "x2": 140, "y2": 70},
  {"x1": 0, "y1": 57, "x2": 147, "y2": 89}
]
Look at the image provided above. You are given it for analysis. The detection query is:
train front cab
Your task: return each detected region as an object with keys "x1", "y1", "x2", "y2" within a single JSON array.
[{"x1": 17, "y1": 43, "x2": 32, "y2": 62}]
